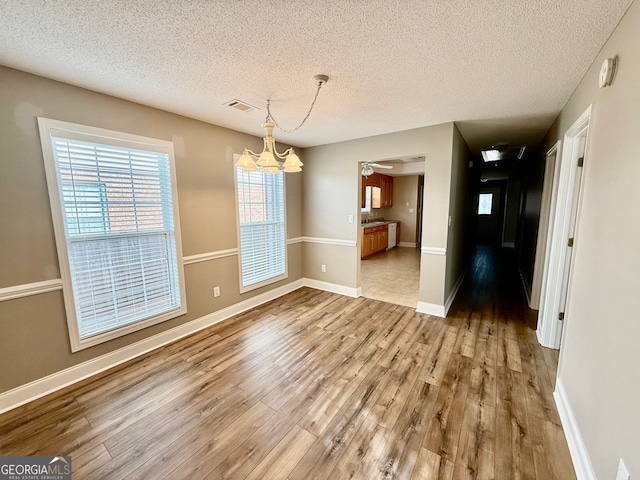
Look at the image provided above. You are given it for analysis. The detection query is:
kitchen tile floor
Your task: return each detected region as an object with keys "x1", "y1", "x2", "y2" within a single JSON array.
[{"x1": 360, "y1": 246, "x2": 421, "y2": 308}]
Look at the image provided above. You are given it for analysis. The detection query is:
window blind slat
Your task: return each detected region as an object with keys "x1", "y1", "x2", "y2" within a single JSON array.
[
  {"x1": 235, "y1": 167, "x2": 286, "y2": 288},
  {"x1": 52, "y1": 136, "x2": 182, "y2": 339}
]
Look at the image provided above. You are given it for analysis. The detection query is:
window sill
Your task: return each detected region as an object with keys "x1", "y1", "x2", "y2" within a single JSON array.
[{"x1": 70, "y1": 306, "x2": 187, "y2": 352}]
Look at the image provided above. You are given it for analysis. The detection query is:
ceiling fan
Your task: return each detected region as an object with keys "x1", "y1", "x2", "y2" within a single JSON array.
[{"x1": 361, "y1": 162, "x2": 393, "y2": 177}]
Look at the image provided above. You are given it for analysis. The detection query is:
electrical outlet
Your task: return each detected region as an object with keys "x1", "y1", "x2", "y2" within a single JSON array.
[
  {"x1": 213, "y1": 286, "x2": 221, "y2": 297},
  {"x1": 409, "y1": 208, "x2": 414, "y2": 213},
  {"x1": 321, "y1": 264, "x2": 326, "y2": 273},
  {"x1": 616, "y1": 459, "x2": 630, "y2": 480}
]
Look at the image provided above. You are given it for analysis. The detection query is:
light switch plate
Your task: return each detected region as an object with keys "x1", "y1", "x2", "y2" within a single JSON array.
[
  {"x1": 348, "y1": 214, "x2": 354, "y2": 223},
  {"x1": 616, "y1": 459, "x2": 630, "y2": 480}
]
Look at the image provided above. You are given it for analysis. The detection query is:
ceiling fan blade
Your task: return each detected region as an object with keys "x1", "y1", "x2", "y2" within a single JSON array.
[{"x1": 370, "y1": 163, "x2": 393, "y2": 169}]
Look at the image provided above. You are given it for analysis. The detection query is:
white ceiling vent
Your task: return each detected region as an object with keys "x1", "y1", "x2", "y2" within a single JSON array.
[{"x1": 224, "y1": 99, "x2": 258, "y2": 113}]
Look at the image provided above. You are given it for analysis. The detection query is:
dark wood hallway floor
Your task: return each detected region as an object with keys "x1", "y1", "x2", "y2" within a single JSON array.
[
  {"x1": 0, "y1": 246, "x2": 575, "y2": 479},
  {"x1": 451, "y1": 243, "x2": 538, "y2": 325}
]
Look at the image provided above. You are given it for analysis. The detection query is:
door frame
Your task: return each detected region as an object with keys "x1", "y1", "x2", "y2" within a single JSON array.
[
  {"x1": 537, "y1": 105, "x2": 591, "y2": 349},
  {"x1": 530, "y1": 140, "x2": 562, "y2": 309}
]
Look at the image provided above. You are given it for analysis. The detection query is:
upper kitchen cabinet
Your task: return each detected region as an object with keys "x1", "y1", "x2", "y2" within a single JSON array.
[
  {"x1": 362, "y1": 173, "x2": 393, "y2": 208},
  {"x1": 381, "y1": 174, "x2": 393, "y2": 207}
]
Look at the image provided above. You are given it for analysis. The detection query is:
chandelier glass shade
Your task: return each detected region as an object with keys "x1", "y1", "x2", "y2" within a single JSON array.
[
  {"x1": 361, "y1": 164, "x2": 374, "y2": 177},
  {"x1": 237, "y1": 122, "x2": 303, "y2": 174}
]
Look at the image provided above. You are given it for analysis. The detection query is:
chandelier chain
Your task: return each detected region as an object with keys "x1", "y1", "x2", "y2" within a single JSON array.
[{"x1": 266, "y1": 80, "x2": 325, "y2": 134}]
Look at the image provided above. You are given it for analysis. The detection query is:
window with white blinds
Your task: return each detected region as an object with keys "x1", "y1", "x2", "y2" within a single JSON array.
[
  {"x1": 234, "y1": 166, "x2": 287, "y2": 292},
  {"x1": 38, "y1": 118, "x2": 186, "y2": 351}
]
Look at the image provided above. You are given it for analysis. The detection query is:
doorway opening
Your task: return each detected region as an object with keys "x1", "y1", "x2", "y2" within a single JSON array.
[{"x1": 358, "y1": 157, "x2": 424, "y2": 308}]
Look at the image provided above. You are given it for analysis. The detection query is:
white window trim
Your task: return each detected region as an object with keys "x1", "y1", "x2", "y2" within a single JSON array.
[
  {"x1": 38, "y1": 118, "x2": 187, "y2": 352},
  {"x1": 233, "y1": 154, "x2": 288, "y2": 293}
]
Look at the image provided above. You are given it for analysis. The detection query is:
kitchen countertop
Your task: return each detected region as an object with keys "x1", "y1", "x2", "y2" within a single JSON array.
[{"x1": 361, "y1": 220, "x2": 399, "y2": 229}]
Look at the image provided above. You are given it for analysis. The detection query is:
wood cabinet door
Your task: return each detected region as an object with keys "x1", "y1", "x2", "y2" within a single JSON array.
[
  {"x1": 362, "y1": 230, "x2": 376, "y2": 258},
  {"x1": 376, "y1": 174, "x2": 393, "y2": 207},
  {"x1": 396, "y1": 221, "x2": 401, "y2": 246},
  {"x1": 382, "y1": 176, "x2": 388, "y2": 207}
]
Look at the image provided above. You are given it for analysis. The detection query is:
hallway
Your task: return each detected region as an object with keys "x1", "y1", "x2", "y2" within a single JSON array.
[{"x1": 451, "y1": 244, "x2": 560, "y2": 381}]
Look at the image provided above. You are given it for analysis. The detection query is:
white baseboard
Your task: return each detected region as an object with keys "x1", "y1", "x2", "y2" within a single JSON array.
[
  {"x1": 0, "y1": 279, "x2": 305, "y2": 414},
  {"x1": 518, "y1": 265, "x2": 534, "y2": 309},
  {"x1": 554, "y1": 379, "x2": 596, "y2": 480},
  {"x1": 444, "y1": 268, "x2": 467, "y2": 315},
  {"x1": 398, "y1": 242, "x2": 417, "y2": 248},
  {"x1": 416, "y1": 266, "x2": 466, "y2": 318},
  {"x1": 303, "y1": 278, "x2": 360, "y2": 298},
  {"x1": 416, "y1": 301, "x2": 446, "y2": 317}
]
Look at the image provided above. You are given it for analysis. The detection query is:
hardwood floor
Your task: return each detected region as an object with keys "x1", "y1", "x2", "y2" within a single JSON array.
[{"x1": 0, "y1": 245, "x2": 575, "y2": 479}]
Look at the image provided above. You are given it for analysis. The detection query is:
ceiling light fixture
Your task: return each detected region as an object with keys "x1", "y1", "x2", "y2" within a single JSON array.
[
  {"x1": 481, "y1": 149, "x2": 502, "y2": 162},
  {"x1": 362, "y1": 164, "x2": 374, "y2": 177},
  {"x1": 361, "y1": 162, "x2": 393, "y2": 177},
  {"x1": 236, "y1": 74, "x2": 329, "y2": 174}
]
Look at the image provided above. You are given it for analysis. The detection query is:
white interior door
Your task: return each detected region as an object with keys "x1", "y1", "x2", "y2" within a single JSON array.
[
  {"x1": 555, "y1": 135, "x2": 586, "y2": 344},
  {"x1": 537, "y1": 105, "x2": 591, "y2": 349},
  {"x1": 531, "y1": 142, "x2": 561, "y2": 309}
]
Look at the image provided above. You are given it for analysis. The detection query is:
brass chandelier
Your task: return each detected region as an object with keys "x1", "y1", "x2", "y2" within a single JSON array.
[{"x1": 236, "y1": 74, "x2": 329, "y2": 174}]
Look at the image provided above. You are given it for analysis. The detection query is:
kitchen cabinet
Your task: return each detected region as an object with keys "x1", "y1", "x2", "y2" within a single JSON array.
[
  {"x1": 361, "y1": 224, "x2": 388, "y2": 258},
  {"x1": 371, "y1": 186, "x2": 381, "y2": 208},
  {"x1": 396, "y1": 221, "x2": 401, "y2": 246},
  {"x1": 381, "y1": 174, "x2": 393, "y2": 207},
  {"x1": 362, "y1": 173, "x2": 394, "y2": 208},
  {"x1": 367, "y1": 172, "x2": 382, "y2": 188}
]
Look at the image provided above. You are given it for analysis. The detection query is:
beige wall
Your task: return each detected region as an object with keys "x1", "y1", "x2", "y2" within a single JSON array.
[
  {"x1": 502, "y1": 177, "x2": 521, "y2": 246},
  {"x1": 445, "y1": 125, "x2": 474, "y2": 297},
  {"x1": 384, "y1": 175, "x2": 419, "y2": 244},
  {"x1": 302, "y1": 122, "x2": 456, "y2": 306},
  {"x1": 0, "y1": 67, "x2": 303, "y2": 393},
  {"x1": 528, "y1": 1, "x2": 640, "y2": 477},
  {"x1": 519, "y1": 154, "x2": 546, "y2": 292}
]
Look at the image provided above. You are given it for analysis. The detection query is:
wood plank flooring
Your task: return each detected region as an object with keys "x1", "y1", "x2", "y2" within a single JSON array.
[{"x1": 0, "y1": 245, "x2": 576, "y2": 479}]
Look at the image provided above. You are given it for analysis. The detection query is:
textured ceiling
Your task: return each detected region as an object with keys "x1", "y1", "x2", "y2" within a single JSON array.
[{"x1": 0, "y1": 0, "x2": 633, "y2": 155}]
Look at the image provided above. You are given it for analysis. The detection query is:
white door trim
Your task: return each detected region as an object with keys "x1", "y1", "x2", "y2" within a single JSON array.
[
  {"x1": 530, "y1": 140, "x2": 562, "y2": 309},
  {"x1": 537, "y1": 105, "x2": 591, "y2": 349}
]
